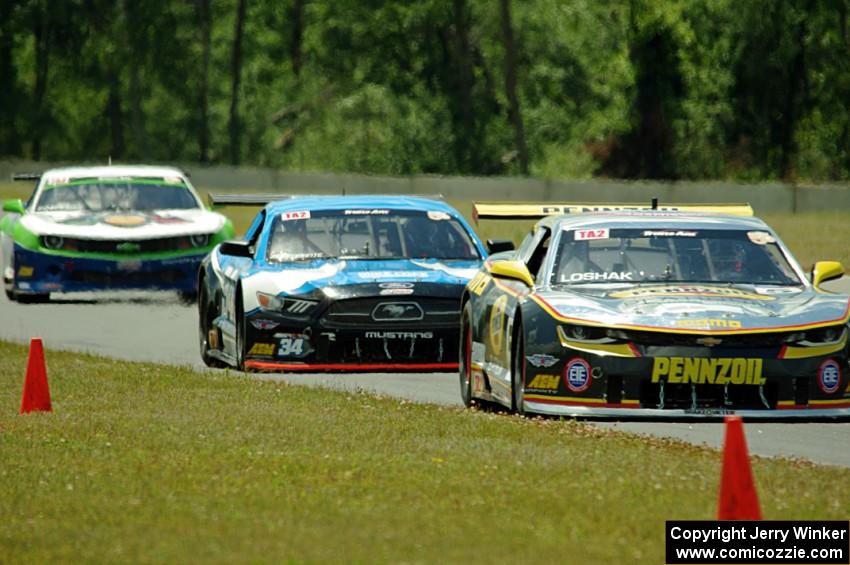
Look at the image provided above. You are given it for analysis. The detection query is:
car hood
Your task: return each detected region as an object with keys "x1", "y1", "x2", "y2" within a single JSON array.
[
  {"x1": 536, "y1": 283, "x2": 850, "y2": 332},
  {"x1": 21, "y1": 209, "x2": 226, "y2": 239},
  {"x1": 238, "y1": 258, "x2": 481, "y2": 309}
]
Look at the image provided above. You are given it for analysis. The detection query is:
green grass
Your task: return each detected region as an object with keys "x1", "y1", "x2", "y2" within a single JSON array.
[
  {"x1": 1, "y1": 340, "x2": 849, "y2": 563},
  {"x1": 3, "y1": 181, "x2": 848, "y2": 269}
]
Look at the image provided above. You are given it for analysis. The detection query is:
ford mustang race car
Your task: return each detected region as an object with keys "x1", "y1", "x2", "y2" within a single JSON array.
[
  {"x1": 1, "y1": 165, "x2": 233, "y2": 302},
  {"x1": 460, "y1": 202, "x2": 850, "y2": 419},
  {"x1": 198, "y1": 194, "x2": 488, "y2": 371}
]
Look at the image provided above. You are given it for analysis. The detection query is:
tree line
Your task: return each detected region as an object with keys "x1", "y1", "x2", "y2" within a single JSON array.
[{"x1": 2, "y1": 0, "x2": 850, "y2": 181}]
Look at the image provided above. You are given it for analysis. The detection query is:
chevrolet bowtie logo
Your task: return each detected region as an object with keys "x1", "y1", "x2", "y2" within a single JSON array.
[{"x1": 696, "y1": 336, "x2": 724, "y2": 347}]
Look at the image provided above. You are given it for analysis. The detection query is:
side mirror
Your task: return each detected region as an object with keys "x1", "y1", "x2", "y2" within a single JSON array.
[
  {"x1": 488, "y1": 260, "x2": 534, "y2": 287},
  {"x1": 219, "y1": 240, "x2": 253, "y2": 258},
  {"x1": 2, "y1": 199, "x2": 25, "y2": 215},
  {"x1": 811, "y1": 261, "x2": 844, "y2": 288},
  {"x1": 486, "y1": 239, "x2": 515, "y2": 254}
]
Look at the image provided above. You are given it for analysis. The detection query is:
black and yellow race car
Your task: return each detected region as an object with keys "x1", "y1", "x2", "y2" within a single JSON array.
[{"x1": 460, "y1": 202, "x2": 850, "y2": 419}]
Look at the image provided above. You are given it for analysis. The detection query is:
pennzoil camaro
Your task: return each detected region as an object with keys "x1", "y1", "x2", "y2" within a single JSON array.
[
  {"x1": 1, "y1": 165, "x2": 233, "y2": 302},
  {"x1": 198, "y1": 194, "x2": 489, "y2": 371},
  {"x1": 460, "y1": 202, "x2": 850, "y2": 419}
]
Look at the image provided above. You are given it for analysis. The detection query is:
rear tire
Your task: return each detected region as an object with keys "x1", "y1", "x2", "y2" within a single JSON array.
[
  {"x1": 459, "y1": 302, "x2": 474, "y2": 407},
  {"x1": 511, "y1": 319, "x2": 527, "y2": 415}
]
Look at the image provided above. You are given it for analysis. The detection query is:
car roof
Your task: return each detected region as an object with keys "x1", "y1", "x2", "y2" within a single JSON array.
[
  {"x1": 40, "y1": 165, "x2": 189, "y2": 181},
  {"x1": 540, "y1": 211, "x2": 773, "y2": 231},
  {"x1": 263, "y1": 195, "x2": 461, "y2": 215}
]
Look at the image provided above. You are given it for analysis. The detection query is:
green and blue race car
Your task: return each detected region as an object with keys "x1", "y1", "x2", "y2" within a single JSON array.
[{"x1": 1, "y1": 165, "x2": 233, "y2": 302}]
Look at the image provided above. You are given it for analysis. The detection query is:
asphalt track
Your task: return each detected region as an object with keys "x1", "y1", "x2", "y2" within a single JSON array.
[{"x1": 1, "y1": 280, "x2": 849, "y2": 467}]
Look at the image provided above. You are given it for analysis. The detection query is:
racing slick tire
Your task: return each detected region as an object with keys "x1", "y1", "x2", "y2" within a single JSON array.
[
  {"x1": 459, "y1": 302, "x2": 474, "y2": 407},
  {"x1": 511, "y1": 317, "x2": 527, "y2": 415},
  {"x1": 234, "y1": 287, "x2": 247, "y2": 371},
  {"x1": 198, "y1": 285, "x2": 226, "y2": 368}
]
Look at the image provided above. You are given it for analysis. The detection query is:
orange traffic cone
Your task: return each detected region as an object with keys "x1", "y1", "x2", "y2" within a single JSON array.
[
  {"x1": 717, "y1": 415, "x2": 761, "y2": 520},
  {"x1": 20, "y1": 338, "x2": 52, "y2": 414}
]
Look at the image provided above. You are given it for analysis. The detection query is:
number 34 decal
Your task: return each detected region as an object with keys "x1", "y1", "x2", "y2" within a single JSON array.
[{"x1": 277, "y1": 334, "x2": 312, "y2": 358}]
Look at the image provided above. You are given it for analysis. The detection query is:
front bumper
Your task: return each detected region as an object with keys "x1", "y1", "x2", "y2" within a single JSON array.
[
  {"x1": 519, "y1": 343, "x2": 850, "y2": 420},
  {"x1": 12, "y1": 245, "x2": 204, "y2": 293}
]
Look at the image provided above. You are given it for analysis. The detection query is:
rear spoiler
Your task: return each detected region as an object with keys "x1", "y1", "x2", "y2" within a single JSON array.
[
  {"x1": 207, "y1": 193, "x2": 295, "y2": 208},
  {"x1": 472, "y1": 201, "x2": 754, "y2": 223},
  {"x1": 11, "y1": 172, "x2": 42, "y2": 182},
  {"x1": 207, "y1": 192, "x2": 447, "y2": 208}
]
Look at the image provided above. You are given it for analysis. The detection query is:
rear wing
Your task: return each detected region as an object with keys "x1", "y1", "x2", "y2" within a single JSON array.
[
  {"x1": 207, "y1": 192, "x2": 447, "y2": 208},
  {"x1": 472, "y1": 201, "x2": 754, "y2": 223},
  {"x1": 207, "y1": 193, "x2": 295, "y2": 208},
  {"x1": 11, "y1": 172, "x2": 42, "y2": 182}
]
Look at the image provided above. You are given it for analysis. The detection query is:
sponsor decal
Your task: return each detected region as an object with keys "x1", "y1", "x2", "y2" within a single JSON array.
[
  {"x1": 152, "y1": 214, "x2": 188, "y2": 224},
  {"x1": 527, "y1": 373, "x2": 560, "y2": 390},
  {"x1": 163, "y1": 176, "x2": 183, "y2": 184},
  {"x1": 651, "y1": 357, "x2": 765, "y2": 385},
  {"x1": 365, "y1": 331, "x2": 433, "y2": 339},
  {"x1": 44, "y1": 175, "x2": 69, "y2": 185},
  {"x1": 565, "y1": 357, "x2": 592, "y2": 392},
  {"x1": 250, "y1": 319, "x2": 279, "y2": 331},
  {"x1": 675, "y1": 318, "x2": 742, "y2": 329},
  {"x1": 277, "y1": 334, "x2": 311, "y2": 358},
  {"x1": 378, "y1": 282, "x2": 414, "y2": 289},
  {"x1": 566, "y1": 271, "x2": 633, "y2": 282},
  {"x1": 357, "y1": 271, "x2": 429, "y2": 279},
  {"x1": 248, "y1": 342, "x2": 276, "y2": 356},
  {"x1": 489, "y1": 295, "x2": 508, "y2": 353},
  {"x1": 117, "y1": 260, "x2": 142, "y2": 272},
  {"x1": 609, "y1": 286, "x2": 775, "y2": 301},
  {"x1": 17, "y1": 266, "x2": 34, "y2": 277},
  {"x1": 344, "y1": 209, "x2": 389, "y2": 215},
  {"x1": 116, "y1": 242, "x2": 142, "y2": 253},
  {"x1": 526, "y1": 353, "x2": 558, "y2": 368},
  {"x1": 18, "y1": 282, "x2": 31, "y2": 289},
  {"x1": 818, "y1": 359, "x2": 841, "y2": 394},
  {"x1": 380, "y1": 288, "x2": 414, "y2": 296},
  {"x1": 281, "y1": 210, "x2": 310, "y2": 221},
  {"x1": 642, "y1": 230, "x2": 697, "y2": 237},
  {"x1": 427, "y1": 211, "x2": 450, "y2": 221},
  {"x1": 371, "y1": 302, "x2": 424, "y2": 321},
  {"x1": 466, "y1": 272, "x2": 491, "y2": 295},
  {"x1": 104, "y1": 214, "x2": 147, "y2": 227},
  {"x1": 574, "y1": 228, "x2": 609, "y2": 241},
  {"x1": 747, "y1": 231, "x2": 776, "y2": 245}
]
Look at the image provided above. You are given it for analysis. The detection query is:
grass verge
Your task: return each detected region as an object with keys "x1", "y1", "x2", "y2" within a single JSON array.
[{"x1": 1, "y1": 340, "x2": 848, "y2": 563}]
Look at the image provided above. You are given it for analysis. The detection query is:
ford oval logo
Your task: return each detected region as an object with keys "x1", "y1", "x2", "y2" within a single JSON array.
[{"x1": 371, "y1": 302, "x2": 424, "y2": 321}]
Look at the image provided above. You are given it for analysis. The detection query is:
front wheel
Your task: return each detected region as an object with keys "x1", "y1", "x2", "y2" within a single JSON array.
[
  {"x1": 199, "y1": 286, "x2": 225, "y2": 368},
  {"x1": 459, "y1": 302, "x2": 474, "y2": 407},
  {"x1": 234, "y1": 288, "x2": 247, "y2": 371},
  {"x1": 511, "y1": 319, "x2": 527, "y2": 415}
]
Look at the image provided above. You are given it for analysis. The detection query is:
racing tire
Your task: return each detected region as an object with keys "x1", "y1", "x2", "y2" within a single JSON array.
[
  {"x1": 198, "y1": 286, "x2": 226, "y2": 368},
  {"x1": 459, "y1": 302, "x2": 474, "y2": 407},
  {"x1": 179, "y1": 290, "x2": 198, "y2": 305},
  {"x1": 234, "y1": 287, "x2": 247, "y2": 371},
  {"x1": 14, "y1": 291, "x2": 50, "y2": 304},
  {"x1": 511, "y1": 318, "x2": 527, "y2": 415}
]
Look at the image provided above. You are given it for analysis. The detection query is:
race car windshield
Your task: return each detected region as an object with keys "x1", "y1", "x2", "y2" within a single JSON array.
[
  {"x1": 551, "y1": 228, "x2": 801, "y2": 286},
  {"x1": 266, "y1": 209, "x2": 480, "y2": 262},
  {"x1": 35, "y1": 178, "x2": 200, "y2": 212}
]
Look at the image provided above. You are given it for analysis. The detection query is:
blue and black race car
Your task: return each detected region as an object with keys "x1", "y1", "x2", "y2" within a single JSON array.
[
  {"x1": 461, "y1": 201, "x2": 850, "y2": 419},
  {"x1": 198, "y1": 194, "x2": 489, "y2": 371}
]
